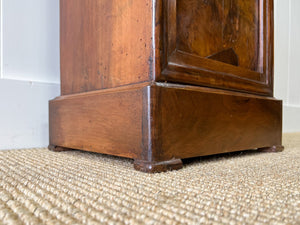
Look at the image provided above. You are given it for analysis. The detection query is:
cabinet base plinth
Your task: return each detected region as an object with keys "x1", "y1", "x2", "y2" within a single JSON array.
[{"x1": 49, "y1": 83, "x2": 283, "y2": 173}]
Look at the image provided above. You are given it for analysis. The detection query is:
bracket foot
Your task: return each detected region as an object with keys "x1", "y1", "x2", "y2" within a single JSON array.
[
  {"x1": 134, "y1": 159, "x2": 183, "y2": 173},
  {"x1": 258, "y1": 145, "x2": 284, "y2": 153}
]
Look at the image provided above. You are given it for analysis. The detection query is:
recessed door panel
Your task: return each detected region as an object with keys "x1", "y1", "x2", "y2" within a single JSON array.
[
  {"x1": 158, "y1": 0, "x2": 273, "y2": 96},
  {"x1": 177, "y1": 0, "x2": 261, "y2": 73}
]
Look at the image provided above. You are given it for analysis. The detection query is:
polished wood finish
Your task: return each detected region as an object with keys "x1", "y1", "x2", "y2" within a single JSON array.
[
  {"x1": 50, "y1": 84, "x2": 144, "y2": 158},
  {"x1": 60, "y1": 0, "x2": 153, "y2": 95},
  {"x1": 60, "y1": 0, "x2": 274, "y2": 96},
  {"x1": 151, "y1": 84, "x2": 282, "y2": 160},
  {"x1": 177, "y1": 0, "x2": 261, "y2": 72},
  {"x1": 50, "y1": 0, "x2": 283, "y2": 172},
  {"x1": 207, "y1": 48, "x2": 239, "y2": 67},
  {"x1": 156, "y1": 0, "x2": 274, "y2": 96},
  {"x1": 49, "y1": 83, "x2": 282, "y2": 172}
]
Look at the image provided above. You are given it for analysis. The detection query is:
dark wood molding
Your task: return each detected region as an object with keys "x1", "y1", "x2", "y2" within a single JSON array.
[{"x1": 156, "y1": 0, "x2": 274, "y2": 96}]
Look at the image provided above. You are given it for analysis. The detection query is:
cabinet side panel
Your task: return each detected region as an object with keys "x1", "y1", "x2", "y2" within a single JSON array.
[{"x1": 60, "y1": 0, "x2": 153, "y2": 95}]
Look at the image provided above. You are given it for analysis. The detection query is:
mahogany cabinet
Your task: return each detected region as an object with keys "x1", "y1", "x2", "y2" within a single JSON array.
[{"x1": 49, "y1": 0, "x2": 283, "y2": 172}]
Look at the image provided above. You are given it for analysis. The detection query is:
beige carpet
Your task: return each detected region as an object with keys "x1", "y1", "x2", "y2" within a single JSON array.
[{"x1": 0, "y1": 134, "x2": 299, "y2": 225}]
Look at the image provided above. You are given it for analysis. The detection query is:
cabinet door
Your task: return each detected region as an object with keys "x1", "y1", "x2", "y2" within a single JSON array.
[{"x1": 157, "y1": 0, "x2": 273, "y2": 96}]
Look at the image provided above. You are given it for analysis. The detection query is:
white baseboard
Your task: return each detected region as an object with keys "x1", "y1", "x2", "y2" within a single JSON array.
[
  {"x1": 0, "y1": 79, "x2": 60, "y2": 150},
  {"x1": 283, "y1": 105, "x2": 300, "y2": 133}
]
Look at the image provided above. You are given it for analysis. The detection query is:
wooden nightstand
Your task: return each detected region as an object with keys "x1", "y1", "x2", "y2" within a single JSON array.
[{"x1": 49, "y1": 0, "x2": 283, "y2": 172}]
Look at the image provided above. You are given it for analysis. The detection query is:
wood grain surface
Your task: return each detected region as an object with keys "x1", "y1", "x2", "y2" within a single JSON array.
[
  {"x1": 49, "y1": 83, "x2": 282, "y2": 172},
  {"x1": 177, "y1": 0, "x2": 261, "y2": 72},
  {"x1": 156, "y1": 0, "x2": 274, "y2": 96},
  {"x1": 60, "y1": 0, "x2": 153, "y2": 95},
  {"x1": 49, "y1": 84, "x2": 144, "y2": 158},
  {"x1": 151, "y1": 84, "x2": 282, "y2": 161}
]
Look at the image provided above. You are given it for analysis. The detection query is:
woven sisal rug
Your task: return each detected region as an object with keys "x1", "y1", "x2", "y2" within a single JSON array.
[{"x1": 0, "y1": 133, "x2": 299, "y2": 224}]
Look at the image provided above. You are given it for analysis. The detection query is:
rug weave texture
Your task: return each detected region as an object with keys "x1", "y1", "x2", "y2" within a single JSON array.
[{"x1": 0, "y1": 133, "x2": 299, "y2": 225}]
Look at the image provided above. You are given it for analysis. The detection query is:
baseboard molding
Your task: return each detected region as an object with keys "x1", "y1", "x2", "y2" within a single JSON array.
[
  {"x1": 0, "y1": 79, "x2": 60, "y2": 150},
  {"x1": 283, "y1": 105, "x2": 300, "y2": 133}
]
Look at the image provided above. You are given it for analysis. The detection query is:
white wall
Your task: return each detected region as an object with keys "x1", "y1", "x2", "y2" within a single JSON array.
[
  {"x1": 0, "y1": 0, "x2": 60, "y2": 150},
  {"x1": 0, "y1": 80, "x2": 59, "y2": 149},
  {"x1": 274, "y1": 0, "x2": 300, "y2": 132},
  {"x1": 0, "y1": 0, "x2": 299, "y2": 150},
  {"x1": 2, "y1": 0, "x2": 60, "y2": 83}
]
